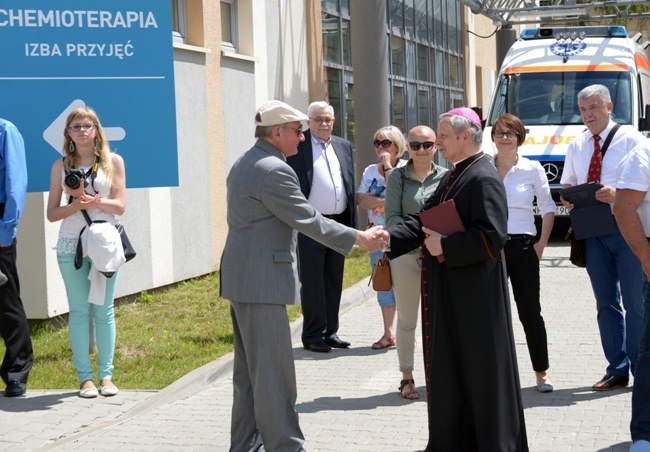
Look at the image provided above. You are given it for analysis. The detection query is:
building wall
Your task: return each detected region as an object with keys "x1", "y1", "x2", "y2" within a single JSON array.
[
  {"x1": 18, "y1": 194, "x2": 67, "y2": 318},
  {"x1": 280, "y1": 1, "x2": 310, "y2": 111},
  {"x1": 464, "y1": 10, "x2": 521, "y2": 119},
  {"x1": 221, "y1": 0, "x2": 309, "y2": 174},
  {"x1": 19, "y1": 1, "x2": 223, "y2": 319},
  {"x1": 222, "y1": 57, "x2": 257, "y2": 173},
  {"x1": 463, "y1": 10, "x2": 502, "y2": 115},
  {"x1": 18, "y1": 0, "x2": 502, "y2": 319}
]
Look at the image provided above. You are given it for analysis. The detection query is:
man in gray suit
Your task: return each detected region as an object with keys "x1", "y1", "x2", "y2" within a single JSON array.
[{"x1": 221, "y1": 100, "x2": 385, "y2": 452}]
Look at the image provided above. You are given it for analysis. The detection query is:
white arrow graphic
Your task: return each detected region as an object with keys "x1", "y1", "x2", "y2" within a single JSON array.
[{"x1": 43, "y1": 99, "x2": 126, "y2": 155}]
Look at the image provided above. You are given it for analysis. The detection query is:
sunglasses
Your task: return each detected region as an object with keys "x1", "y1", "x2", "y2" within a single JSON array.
[
  {"x1": 409, "y1": 141, "x2": 435, "y2": 151},
  {"x1": 373, "y1": 139, "x2": 393, "y2": 149},
  {"x1": 282, "y1": 125, "x2": 303, "y2": 137}
]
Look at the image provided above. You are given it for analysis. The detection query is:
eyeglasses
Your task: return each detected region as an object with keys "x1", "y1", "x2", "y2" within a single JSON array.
[
  {"x1": 310, "y1": 117, "x2": 334, "y2": 124},
  {"x1": 409, "y1": 141, "x2": 435, "y2": 151},
  {"x1": 282, "y1": 125, "x2": 303, "y2": 137},
  {"x1": 492, "y1": 131, "x2": 519, "y2": 139},
  {"x1": 373, "y1": 139, "x2": 393, "y2": 149},
  {"x1": 68, "y1": 123, "x2": 96, "y2": 132}
]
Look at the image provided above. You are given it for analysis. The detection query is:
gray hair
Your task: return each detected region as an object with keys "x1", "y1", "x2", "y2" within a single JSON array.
[
  {"x1": 307, "y1": 101, "x2": 334, "y2": 118},
  {"x1": 254, "y1": 111, "x2": 276, "y2": 137},
  {"x1": 255, "y1": 125, "x2": 276, "y2": 138},
  {"x1": 578, "y1": 84, "x2": 611, "y2": 104},
  {"x1": 439, "y1": 113, "x2": 483, "y2": 145}
]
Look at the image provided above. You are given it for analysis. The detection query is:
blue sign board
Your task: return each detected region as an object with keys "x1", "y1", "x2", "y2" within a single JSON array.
[{"x1": 0, "y1": 1, "x2": 178, "y2": 191}]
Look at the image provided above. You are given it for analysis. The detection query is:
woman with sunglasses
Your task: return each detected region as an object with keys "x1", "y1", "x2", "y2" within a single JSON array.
[
  {"x1": 357, "y1": 126, "x2": 407, "y2": 350},
  {"x1": 46, "y1": 106, "x2": 127, "y2": 398},
  {"x1": 384, "y1": 125, "x2": 447, "y2": 400},
  {"x1": 491, "y1": 113, "x2": 556, "y2": 393}
]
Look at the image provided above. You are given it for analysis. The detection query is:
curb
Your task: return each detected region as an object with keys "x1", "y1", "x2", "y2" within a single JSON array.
[
  {"x1": 169, "y1": 275, "x2": 374, "y2": 410},
  {"x1": 39, "y1": 276, "x2": 376, "y2": 450}
]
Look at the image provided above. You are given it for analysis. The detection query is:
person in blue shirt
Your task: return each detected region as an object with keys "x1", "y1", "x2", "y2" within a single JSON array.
[{"x1": 0, "y1": 118, "x2": 32, "y2": 397}]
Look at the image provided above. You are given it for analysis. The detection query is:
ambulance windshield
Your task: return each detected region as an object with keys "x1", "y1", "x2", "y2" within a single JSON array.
[{"x1": 487, "y1": 71, "x2": 633, "y2": 127}]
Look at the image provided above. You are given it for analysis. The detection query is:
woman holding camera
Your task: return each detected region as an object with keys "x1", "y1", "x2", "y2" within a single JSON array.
[{"x1": 46, "y1": 106, "x2": 126, "y2": 398}]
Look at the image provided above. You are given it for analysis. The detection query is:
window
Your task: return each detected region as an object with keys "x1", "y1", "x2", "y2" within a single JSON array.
[
  {"x1": 322, "y1": 1, "x2": 354, "y2": 142},
  {"x1": 327, "y1": 69, "x2": 343, "y2": 136},
  {"x1": 417, "y1": 44, "x2": 428, "y2": 81},
  {"x1": 418, "y1": 89, "x2": 430, "y2": 125},
  {"x1": 171, "y1": 0, "x2": 187, "y2": 44},
  {"x1": 323, "y1": 13, "x2": 341, "y2": 65},
  {"x1": 388, "y1": 0, "x2": 465, "y2": 132},
  {"x1": 390, "y1": 36, "x2": 405, "y2": 78},
  {"x1": 392, "y1": 84, "x2": 405, "y2": 132},
  {"x1": 221, "y1": 0, "x2": 238, "y2": 52}
]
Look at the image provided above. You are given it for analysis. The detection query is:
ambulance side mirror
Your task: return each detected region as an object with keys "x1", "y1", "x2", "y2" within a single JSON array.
[{"x1": 640, "y1": 104, "x2": 650, "y2": 132}]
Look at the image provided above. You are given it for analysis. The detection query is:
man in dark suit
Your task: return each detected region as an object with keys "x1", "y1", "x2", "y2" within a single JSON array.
[
  {"x1": 221, "y1": 100, "x2": 384, "y2": 451},
  {"x1": 286, "y1": 101, "x2": 357, "y2": 353}
]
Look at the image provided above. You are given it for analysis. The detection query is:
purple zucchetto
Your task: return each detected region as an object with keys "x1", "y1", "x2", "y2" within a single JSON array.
[{"x1": 447, "y1": 107, "x2": 482, "y2": 129}]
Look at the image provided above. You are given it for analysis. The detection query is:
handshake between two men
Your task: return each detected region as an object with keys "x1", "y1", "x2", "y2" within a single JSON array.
[
  {"x1": 355, "y1": 225, "x2": 390, "y2": 253},
  {"x1": 354, "y1": 225, "x2": 445, "y2": 256}
]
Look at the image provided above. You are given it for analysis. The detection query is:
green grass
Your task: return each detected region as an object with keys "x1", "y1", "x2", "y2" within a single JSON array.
[{"x1": 3, "y1": 247, "x2": 371, "y2": 390}]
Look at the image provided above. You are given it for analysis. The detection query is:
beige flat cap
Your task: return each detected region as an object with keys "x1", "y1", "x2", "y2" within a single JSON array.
[{"x1": 255, "y1": 100, "x2": 309, "y2": 126}]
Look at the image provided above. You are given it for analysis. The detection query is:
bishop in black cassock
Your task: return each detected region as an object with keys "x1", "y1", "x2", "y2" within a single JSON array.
[{"x1": 385, "y1": 108, "x2": 528, "y2": 451}]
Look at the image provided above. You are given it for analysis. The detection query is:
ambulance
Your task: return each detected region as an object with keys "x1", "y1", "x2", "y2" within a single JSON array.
[{"x1": 482, "y1": 25, "x2": 650, "y2": 215}]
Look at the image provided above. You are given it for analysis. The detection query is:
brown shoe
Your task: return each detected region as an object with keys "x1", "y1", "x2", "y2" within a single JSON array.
[{"x1": 592, "y1": 373, "x2": 629, "y2": 391}]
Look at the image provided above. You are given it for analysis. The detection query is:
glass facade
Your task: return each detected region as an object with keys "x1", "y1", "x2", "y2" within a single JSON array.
[
  {"x1": 321, "y1": 0, "x2": 354, "y2": 141},
  {"x1": 388, "y1": 0, "x2": 465, "y2": 135},
  {"x1": 321, "y1": 0, "x2": 465, "y2": 149}
]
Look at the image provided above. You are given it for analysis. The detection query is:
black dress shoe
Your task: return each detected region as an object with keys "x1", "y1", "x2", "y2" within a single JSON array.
[
  {"x1": 304, "y1": 342, "x2": 331, "y2": 353},
  {"x1": 324, "y1": 336, "x2": 350, "y2": 348},
  {"x1": 4, "y1": 381, "x2": 26, "y2": 397},
  {"x1": 592, "y1": 373, "x2": 629, "y2": 391}
]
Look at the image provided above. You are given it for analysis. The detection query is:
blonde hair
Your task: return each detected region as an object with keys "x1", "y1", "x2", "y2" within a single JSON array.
[
  {"x1": 373, "y1": 125, "x2": 407, "y2": 158},
  {"x1": 62, "y1": 106, "x2": 114, "y2": 181}
]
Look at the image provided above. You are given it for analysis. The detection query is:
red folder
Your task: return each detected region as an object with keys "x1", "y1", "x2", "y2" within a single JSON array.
[{"x1": 419, "y1": 199, "x2": 465, "y2": 262}]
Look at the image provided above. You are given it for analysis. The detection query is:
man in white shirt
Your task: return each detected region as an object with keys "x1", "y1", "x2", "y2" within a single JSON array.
[
  {"x1": 614, "y1": 140, "x2": 650, "y2": 452},
  {"x1": 561, "y1": 84, "x2": 645, "y2": 391},
  {"x1": 286, "y1": 102, "x2": 357, "y2": 353}
]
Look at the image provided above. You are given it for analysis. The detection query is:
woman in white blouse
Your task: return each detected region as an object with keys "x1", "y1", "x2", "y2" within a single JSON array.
[
  {"x1": 491, "y1": 113, "x2": 556, "y2": 392},
  {"x1": 47, "y1": 106, "x2": 126, "y2": 399}
]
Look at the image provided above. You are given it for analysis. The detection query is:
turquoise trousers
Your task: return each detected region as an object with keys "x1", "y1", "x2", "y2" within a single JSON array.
[{"x1": 57, "y1": 254, "x2": 117, "y2": 383}]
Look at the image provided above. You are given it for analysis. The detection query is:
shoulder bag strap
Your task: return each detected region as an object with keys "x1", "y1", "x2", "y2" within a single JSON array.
[
  {"x1": 398, "y1": 165, "x2": 407, "y2": 218},
  {"x1": 66, "y1": 192, "x2": 93, "y2": 269},
  {"x1": 67, "y1": 195, "x2": 93, "y2": 226},
  {"x1": 600, "y1": 123, "x2": 621, "y2": 157}
]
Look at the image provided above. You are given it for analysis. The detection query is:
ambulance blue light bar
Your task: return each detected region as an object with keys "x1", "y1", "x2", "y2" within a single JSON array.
[
  {"x1": 607, "y1": 26, "x2": 627, "y2": 37},
  {"x1": 520, "y1": 26, "x2": 628, "y2": 40}
]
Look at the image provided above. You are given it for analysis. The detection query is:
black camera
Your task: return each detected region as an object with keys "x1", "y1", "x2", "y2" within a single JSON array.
[{"x1": 64, "y1": 169, "x2": 88, "y2": 190}]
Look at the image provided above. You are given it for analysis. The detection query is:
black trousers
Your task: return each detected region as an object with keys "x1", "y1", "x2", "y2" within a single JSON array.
[
  {"x1": 0, "y1": 239, "x2": 33, "y2": 385},
  {"x1": 504, "y1": 235, "x2": 549, "y2": 372},
  {"x1": 297, "y1": 213, "x2": 347, "y2": 346}
]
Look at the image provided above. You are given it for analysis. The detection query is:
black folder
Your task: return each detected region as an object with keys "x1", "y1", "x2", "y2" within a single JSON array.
[{"x1": 560, "y1": 182, "x2": 616, "y2": 240}]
